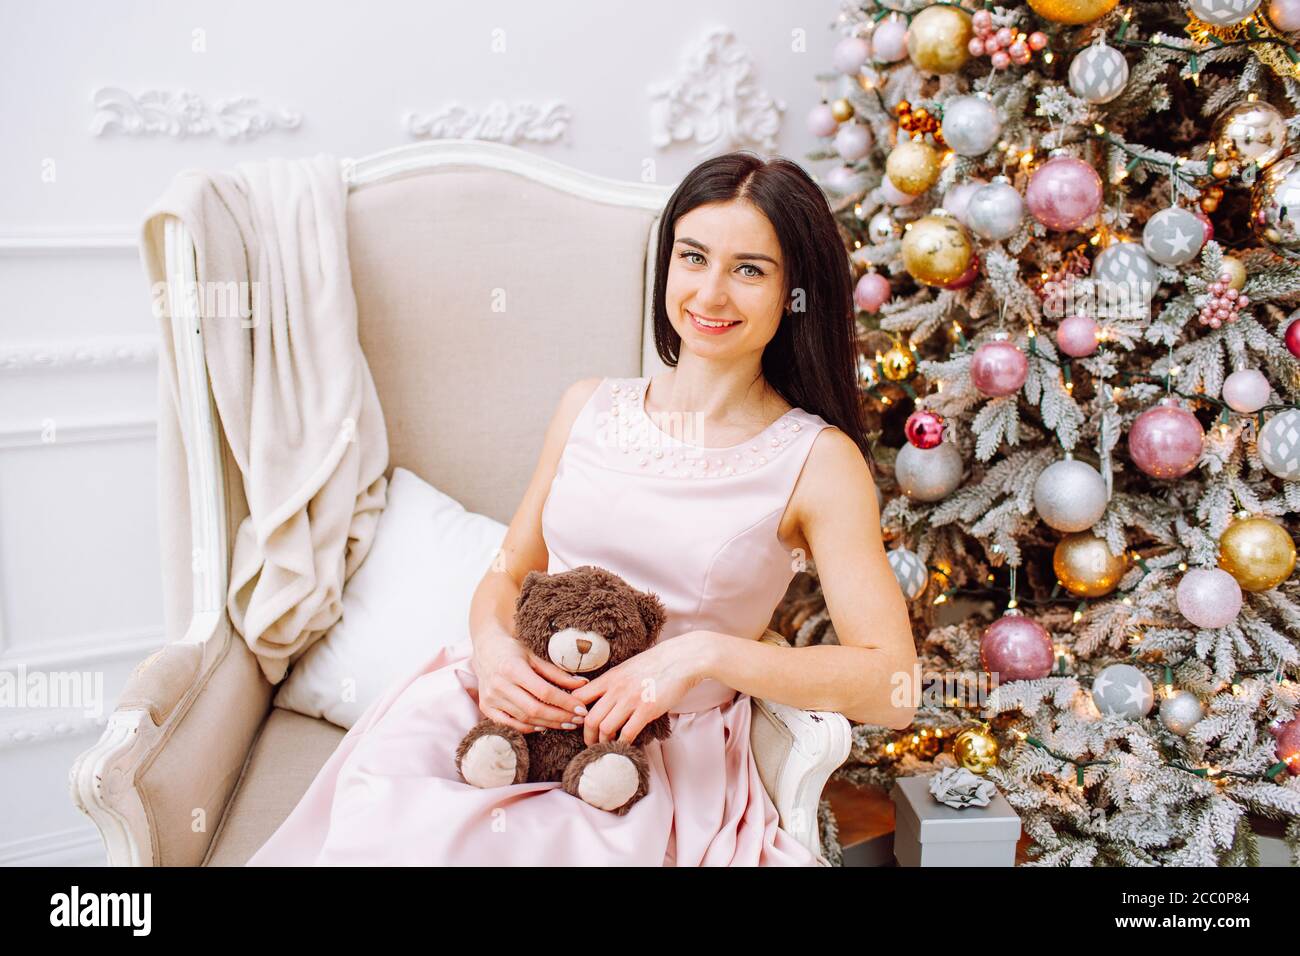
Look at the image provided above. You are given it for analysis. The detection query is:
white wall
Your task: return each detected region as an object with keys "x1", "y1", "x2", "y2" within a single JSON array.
[{"x1": 0, "y1": 0, "x2": 843, "y2": 865}]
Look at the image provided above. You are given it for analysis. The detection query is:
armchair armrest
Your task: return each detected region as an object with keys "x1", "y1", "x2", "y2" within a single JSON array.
[
  {"x1": 749, "y1": 628, "x2": 852, "y2": 867},
  {"x1": 68, "y1": 613, "x2": 272, "y2": 866},
  {"x1": 69, "y1": 215, "x2": 272, "y2": 865}
]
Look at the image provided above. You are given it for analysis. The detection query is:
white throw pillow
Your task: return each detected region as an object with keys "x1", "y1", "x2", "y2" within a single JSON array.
[{"x1": 273, "y1": 466, "x2": 507, "y2": 729}]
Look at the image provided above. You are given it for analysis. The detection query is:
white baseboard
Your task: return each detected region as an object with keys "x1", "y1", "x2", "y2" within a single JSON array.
[{"x1": 0, "y1": 824, "x2": 106, "y2": 867}]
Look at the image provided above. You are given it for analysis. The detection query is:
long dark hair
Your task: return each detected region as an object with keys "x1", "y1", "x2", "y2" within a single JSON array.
[{"x1": 650, "y1": 150, "x2": 873, "y2": 472}]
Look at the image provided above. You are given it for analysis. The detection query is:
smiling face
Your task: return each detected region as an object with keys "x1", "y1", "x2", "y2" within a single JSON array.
[{"x1": 665, "y1": 199, "x2": 787, "y2": 356}]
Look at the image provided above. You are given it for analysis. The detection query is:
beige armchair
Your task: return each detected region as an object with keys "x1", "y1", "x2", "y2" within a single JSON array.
[{"x1": 68, "y1": 140, "x2": 851, "y2": 866}]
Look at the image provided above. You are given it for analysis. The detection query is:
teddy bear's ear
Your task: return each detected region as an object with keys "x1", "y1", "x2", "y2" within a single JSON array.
[
  {"x1": 635, "y1": 589, "x2": 668, "y2": 639},
  {"x1": 516, "y1": 570, "x2": 548, "y2": 614}
]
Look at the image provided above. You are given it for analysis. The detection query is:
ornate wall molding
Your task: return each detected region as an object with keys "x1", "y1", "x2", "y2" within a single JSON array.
[
  {"x1": 649, "y1": 27, "x2": 785, "y2": 156},
  {"x1": 402, "y1": 100, "x2": 572, "y2": 143},
  {"x1": 0, "y1": 335, "x2": 158, "y2": 373},
  {"x1": 0, "y1": 713, "x2": 110, "y2": 752},
  {"x1": 0, "y1": 419, "x2": 156, "y2": 450},
  {"x1": 0, "y1": 230, "x2": 138, "y2": 254},
  {"x1": 90, "y1": 87, "x2": 302, "y2": 140}
]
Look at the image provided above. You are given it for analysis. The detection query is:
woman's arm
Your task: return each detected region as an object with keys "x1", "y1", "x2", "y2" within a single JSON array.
[{"x1": 697, "y1": 428, "x2": 918, "y2": 728}]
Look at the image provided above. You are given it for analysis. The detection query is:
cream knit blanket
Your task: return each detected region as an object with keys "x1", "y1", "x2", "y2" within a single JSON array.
[{"x1": 141, "y1": 154, "x2": 388, "y2": 684}]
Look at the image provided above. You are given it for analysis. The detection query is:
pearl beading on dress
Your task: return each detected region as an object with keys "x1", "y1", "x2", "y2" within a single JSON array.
[{"x1": 593, "y1": 378, "x2": 803, "y2": 479}]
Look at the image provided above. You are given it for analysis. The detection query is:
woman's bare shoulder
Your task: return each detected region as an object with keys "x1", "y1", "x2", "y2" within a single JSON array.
[
  {"x1": 793, "y1": 426, "x2": 876, "y2": 515},
  {"x1": 543, "y1": 377, "x2": 605, "y2": 444}
]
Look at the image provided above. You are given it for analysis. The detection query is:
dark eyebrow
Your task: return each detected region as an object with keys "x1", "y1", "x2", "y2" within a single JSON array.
[{"x1": 675, "y1": 237, "x2": 779, "y2": 266}]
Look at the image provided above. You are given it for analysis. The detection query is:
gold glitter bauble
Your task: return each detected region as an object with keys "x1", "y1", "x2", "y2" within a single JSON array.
[
  {"x1": 906, "y1": 5, "x2": 973, "y2": 75},
  {"x1": 879, "y1": 343, "x2": 916, "y2": 381},
  {"x1": 1213, "y1": 100, "x2": 1289, "y2": 171},
  {"x1": 1219, "y1": 255, "x2": 1247, "y2": 291},
  {"x1": 1218, "y1": 515, "x2": 1296, "y2": 592},
  {"x1": 1026, "y1": 0, "x2": 1119, "y2": 24},
  {"x1": 1053, "y1": 531, "x2": 1128, "y2": 597},
  {"x1": 953, "y1": 726, "x2": 1000, "y2": 774},
  {"x1": 886, "y1": 140, "x2": 941, "y2": 196},
  {"x1": 830, "y1": 98, "x2": 854, "y2": 123},
  {"x1": 900, "y1": 213, "x2": 974, "y2": 286}
]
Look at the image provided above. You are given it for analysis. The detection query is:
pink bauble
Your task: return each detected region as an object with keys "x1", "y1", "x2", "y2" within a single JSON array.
[
  {"x1": 1127, "y1": 402, "x2": 1205, "y2": 479},
  {"x1": 826, "y1": 165, "x2": 865, "y2": 194},
  {"x1": 807, "y1": 103, "x2": 839, "y2": 138},
  {"x1": 969, "y1": 37, "x2": 986, "y2": 56},
  {"x1": 1195, "y1": 210, "x2": 1214, "y2": 243},
  {"x1": 854, "y1": 272, "x2": 892, "y2": 313},
  {"x1": 878, "y1": 176, "x2": 919, "y2": 206},
  {"x1": 1270, "y1": 0, "x2": 1300, "y2": 32},
  {"x1": 1056, "y1": 314, "x2": 1099, "y2": 358},
  {"x1": 1286, "y1": 318, "x2": 1300, "y2": 359},
  {"x1": 1028, "y1": 31, "x2": 1048, "y2": 51},
  {"x1": 872, "y1": 17, "x2": 909, "y2": 63},
  {"x1": 833, "y1": 36, "x2": 872, "y2": 75},
  {"x1": 943, "y1": 180, "x2": 987, "y2": 227},
  {"x1": 940, "y1": 254, "x2": 980, "y2": 290},
  {"x1": 1221, "y1": 368, "x2": 1271, "y2": 413},
  {"x1": 971, "y1": 340, "x2": 1028, "y2": 396},
  {"x1": 972, "y1": 9, "x2": 994, "y2": 32},
  {"x1": 991, "y1": 50, "x2": 1011, "y2": 69},
  {"x1": 905, "y1": 409, "x2": 946, "y2": 449},
  {"x1": 1275, "y1": 717, "x2": 1300, "y2": 776},
  {"x1": 834, "y1": 122, "x2": 873, "y2": 162},
  {"x1": 1026, "y1": 156, "x2": 1104, "y2": 232},
  {"x1": 980, "y1": 614, "x2": 1054, "y2": 682},
  {"x1": 1176, "y1": 568, "x2": 1243, "y2": 629}
]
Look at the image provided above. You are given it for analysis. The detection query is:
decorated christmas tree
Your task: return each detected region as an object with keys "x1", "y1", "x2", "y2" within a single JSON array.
[{"x1": 796, "y1": 0, "x2": 1300, "y2": 865}]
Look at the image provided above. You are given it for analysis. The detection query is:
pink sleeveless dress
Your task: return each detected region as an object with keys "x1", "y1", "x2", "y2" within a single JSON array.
[{"x1": 245, "y1": 375, "x2": 832, "y2": 866}]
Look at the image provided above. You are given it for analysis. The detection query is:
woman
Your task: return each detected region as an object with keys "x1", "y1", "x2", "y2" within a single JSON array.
[{"x1": 245, "y1": 151, "x2": 917, "y2": 866}]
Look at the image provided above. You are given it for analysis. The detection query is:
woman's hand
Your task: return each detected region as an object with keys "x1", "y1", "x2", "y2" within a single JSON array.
[
  {"x1": 470, "y1": 630, "x2": 591, "y2": 734},
  {"x1": 571, "y1": 631, "x2": 713, "y2": 746}
]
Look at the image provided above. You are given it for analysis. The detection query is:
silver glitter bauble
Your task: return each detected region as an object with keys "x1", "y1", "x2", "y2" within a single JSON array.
[
  {"x1": 894, "y1": 440, "x2": 964, "y2": 502},
  {"x1": 868, "y1": 210, "x2": 898, "y2": 244},
  {"x1": 1068, "y1": 36, "x2": 1129, "y2": 105},
  {"x1": 1142, "y1": 206, "x2": 1206, "y2": 267},
  {"x1": 1092, "y1": 241, "x2": 1158, "y2": 304},
  {"x1": 887, "y1": 548, "x2": 929, "y2": 600},
  {"x1": 965, "y1": 178, "x2": 1024, "y2": 241},
  {"x1": 1033, "y1": 457, "x2": 1108, "y2": 532},
  {"x1": 1158, "y1": 690, "x2": 1206, "y2": 736},
  {"x1": 1188, "y1": 0, "x2": 1261, "y2": 26},
  {"x1": 1251, "y1": 154, "x2": 1300, "y2": 258},
  {"x1": 1091, "y1": 663, "x2": 1154, "y2": 719},
  {"x1": 1258, "y1": 408, "x2": 1300, "y2": 480},
  {"x1": 941, "y1": 95, "x2": 1002, "y2": 157}
]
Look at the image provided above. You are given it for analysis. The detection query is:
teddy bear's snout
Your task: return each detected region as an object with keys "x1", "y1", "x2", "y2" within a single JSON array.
[{"x1": 548, "y1": 628, "x2": 611, "y2": 672}]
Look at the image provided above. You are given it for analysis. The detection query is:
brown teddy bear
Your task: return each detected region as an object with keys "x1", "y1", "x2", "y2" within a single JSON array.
[{"x1": 455, "y1": 565, "x2": 673, "y2": 815}]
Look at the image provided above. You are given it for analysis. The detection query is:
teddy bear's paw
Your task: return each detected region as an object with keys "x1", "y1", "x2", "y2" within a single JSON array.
[
  {"x1": 564, "y1": 744, "x2": 648, "y2": 814},
  {"x1": 459, "y1": 733, "x2": 526, "y2": 788}
]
